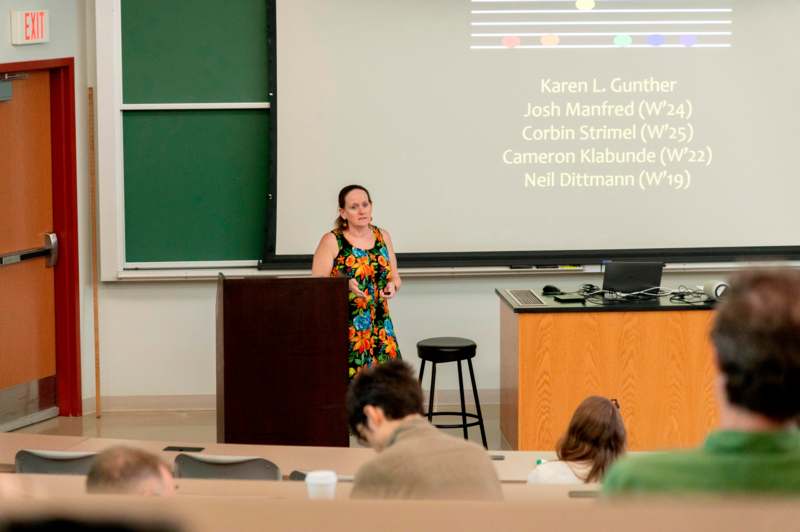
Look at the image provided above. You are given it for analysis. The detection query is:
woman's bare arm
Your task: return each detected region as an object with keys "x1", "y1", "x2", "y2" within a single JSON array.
[
  {"x1": 381, "y1": 229, "x2": 401, "y2": 291},
  {"x1": 311, "y1": 232, "x2": 338, "y2": 277}
]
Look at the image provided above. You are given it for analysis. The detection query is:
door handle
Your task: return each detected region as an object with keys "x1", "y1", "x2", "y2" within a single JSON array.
[{"x1": 0, "y1": 232, "x2": 58, "y2": 268}]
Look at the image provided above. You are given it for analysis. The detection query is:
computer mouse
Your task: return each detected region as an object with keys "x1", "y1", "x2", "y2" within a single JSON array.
[{"x1": 542, "y1": 285, "x2": 562, "y2": 296}]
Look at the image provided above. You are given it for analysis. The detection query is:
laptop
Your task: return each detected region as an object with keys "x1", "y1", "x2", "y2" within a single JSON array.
[{"x1": 602, "y1": 261, "x2": 664, "y2": 299}]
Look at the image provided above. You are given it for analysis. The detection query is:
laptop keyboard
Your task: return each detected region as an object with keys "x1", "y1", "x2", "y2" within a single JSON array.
[{"x1": 509, "y1": 289, "x2": 545, "y2": 306}]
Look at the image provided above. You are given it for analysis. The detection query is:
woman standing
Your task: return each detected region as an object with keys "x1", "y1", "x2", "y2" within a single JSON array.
[{"x1": 312, "y1": 185, "x2": 402, "y2": 379}]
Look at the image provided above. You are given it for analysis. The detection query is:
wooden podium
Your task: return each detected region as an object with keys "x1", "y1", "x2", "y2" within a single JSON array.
[
  {"x1": 216, "y1": 276, "x2": 350, "y2": 446},
  {"x1": 498, "y1": 290, "x2": 719, "y2": 451}
]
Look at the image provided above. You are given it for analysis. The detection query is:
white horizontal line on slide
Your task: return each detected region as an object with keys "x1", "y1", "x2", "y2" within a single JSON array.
[
  {"x1": 470, "y1": 43, "x2": 732, "y2": 48},
  {"x1": 471, "y1": 20, "x2": 732, "y2": 25},
  {"x1": 471, "y1": 0, "x2": 732, "y2": 3},
  {"x1": 473, "y1": 9, "x2": 732, "y2": 14},
  {"x1": 472, "y1": 31, "x2": 732, "y2": 36}
]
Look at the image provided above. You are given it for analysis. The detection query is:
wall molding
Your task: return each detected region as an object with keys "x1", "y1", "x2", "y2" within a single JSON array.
[
  {"x1": 83, "y1": 394, "x2": 216, "y2": 414},
  {"x1": 82, "y1": 389, "x2": 500, "y2": 415}
]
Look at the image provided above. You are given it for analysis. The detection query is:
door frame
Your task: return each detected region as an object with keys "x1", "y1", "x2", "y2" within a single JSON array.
[{"x1": 0, "y1": 57, "x2": 81, "y2": 416}]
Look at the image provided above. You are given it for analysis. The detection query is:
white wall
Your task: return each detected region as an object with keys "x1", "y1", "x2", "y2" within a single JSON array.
[{"x1": 94, "y1": 271, "x2": 731, "y2": 402}]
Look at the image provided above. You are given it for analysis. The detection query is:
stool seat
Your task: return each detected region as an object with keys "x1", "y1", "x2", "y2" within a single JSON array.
[
  {"x1": 417, "y1": 337, "x2": 476, "y2": 363},
  {"x1": 417, "y1": 336, "x2": 487, "y2": 448}
]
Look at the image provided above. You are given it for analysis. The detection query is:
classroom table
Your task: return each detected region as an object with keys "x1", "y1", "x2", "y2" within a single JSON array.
[
  {"x1": 62, "y1": 436, "x2": 543, "y2": 482},
  {"x1": 0, "y1": 431, "x2": 548, "y2": 482},
  {"x1": 0, "y1": 473, "x2": 599, "y2": 501},
  {"x1": 62, "y1": 437, "x2": 374, "y2": 480},
  {"x1": 0, "y1": 493, "x2": 795, "y2": 532}
]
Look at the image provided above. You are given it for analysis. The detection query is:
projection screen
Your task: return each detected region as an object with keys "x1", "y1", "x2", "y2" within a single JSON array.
[{"x1": 271, "y1": 0, "x2": 800, "y2": 265}]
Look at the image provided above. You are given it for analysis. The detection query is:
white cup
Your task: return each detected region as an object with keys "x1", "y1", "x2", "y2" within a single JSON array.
[{"x1": 305, "y1": 470, "x2": 337, "y2": 500}]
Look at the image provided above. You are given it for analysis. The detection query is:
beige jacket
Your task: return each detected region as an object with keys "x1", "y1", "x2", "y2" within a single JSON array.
[{"x1": 351, "y1": 417, "x2": 503, "y2": 500}]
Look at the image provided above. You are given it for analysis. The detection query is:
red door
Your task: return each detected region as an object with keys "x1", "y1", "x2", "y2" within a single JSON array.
[{"x1": 0, "y1": 59, "x2": 81, "y2": 428}]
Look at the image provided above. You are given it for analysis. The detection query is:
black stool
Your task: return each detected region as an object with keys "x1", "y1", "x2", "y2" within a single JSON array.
[{"x1": 417, "y1": 337, "x2": 487, "y2": 448}]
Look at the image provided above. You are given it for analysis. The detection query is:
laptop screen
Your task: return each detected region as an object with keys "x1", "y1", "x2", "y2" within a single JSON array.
[{"x1": 602, "y1": 262, "x2": 664, "y2": 296}]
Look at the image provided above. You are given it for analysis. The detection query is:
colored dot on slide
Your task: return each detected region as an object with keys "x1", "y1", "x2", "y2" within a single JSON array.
[
  {"x1": 614, "y1": 34, "x2": 633, "y2": 47},
  {"x1": 648, "y1": 34, "x2": 666, "y2": 46},
  {"x1": 575, "y1": 0, "x2": 596, "y2": 10},
  {"x1": 680, "y1": 35, "x2": 698, "y2": 47},
  {"x1": 502, "y1": 36, "x2": 521, "y2": 48},
  {"x1": 540, "y1": 34, "x2": 560, "y2": 46}
]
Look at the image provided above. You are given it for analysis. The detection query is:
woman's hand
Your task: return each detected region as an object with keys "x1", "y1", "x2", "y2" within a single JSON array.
[
  {"x1": 381, "y1": 281, "x2": 398, "y2": 299},
  {"x1": 349, "y1": 278, "x2": 367, "y2": 298}
]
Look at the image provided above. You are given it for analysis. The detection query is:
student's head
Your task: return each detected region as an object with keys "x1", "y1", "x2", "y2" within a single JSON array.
[
  {"x1": 557, "y1": 396, "x2": 626, "y2": 482},
  {"x1": 346, "y1": 360, "x2": 424, "y2": 450},
  {"x1": 335, "y1": 184, "x2": 372, "y2": 231},
  {"x1": 86, "y1": 446, "x2": 176, "y2": 496},
  {"x1": 711, "y1": 269, "x2": 800, "y2": 422}
]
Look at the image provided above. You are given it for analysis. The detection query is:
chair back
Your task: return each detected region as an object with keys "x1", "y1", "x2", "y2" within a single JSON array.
[
  {"x1": 15, "y1": 449, "x2": 97, "y2": 475},
  {"x1": 174, "y1": 453, "x2": 281, "y2": 480}
]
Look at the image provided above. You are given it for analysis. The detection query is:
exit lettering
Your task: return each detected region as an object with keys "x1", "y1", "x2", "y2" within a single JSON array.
[
  {"x1": 24, "y1": 11, "x2": 46, "y2": 41},
  {"x1": 11, "y1": 10, "x2": 50, "y2": 45}
]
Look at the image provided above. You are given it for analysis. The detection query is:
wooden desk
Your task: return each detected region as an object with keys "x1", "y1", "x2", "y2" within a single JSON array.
[
  {"x1": 498, "y1": 291, "x2": 718, "y2": 451},
  {"x1": 488, "y1": 450, "x2": 538, "y2": 482},
  {"x1": 0, "y1": 495, "x2": 797, "y2": 532},
  {"x1": 0, "y1": 431, "x2": 540, "y2": 482},
  {"x1": 0, "y1": 433, "x2": 88, "y2": 472},
  {"x1": 63, "y1": 437, "x2": 374, "y2": 479},
  {"x1": 64, "y1": 437, "x2": 539, "y2": 482},
  {"x1": 0, "y1": 473, "x2": 354, "y2": 500},
  {"x1": 0, "y1": 473, "x2": 599, "y2": 501}
]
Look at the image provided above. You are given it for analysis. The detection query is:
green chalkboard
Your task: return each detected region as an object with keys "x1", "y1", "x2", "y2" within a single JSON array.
[
  {"x1": 123, "y1": 110, "x2": 269, "y2": 262},
  {"x1": 120, "y1": 0, "x2": 272, "y2": 263},
  {"x1": 121, "y1": 0, "x2": 269, "y2": 103}
]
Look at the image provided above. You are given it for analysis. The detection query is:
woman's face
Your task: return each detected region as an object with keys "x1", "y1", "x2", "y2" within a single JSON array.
[{"x1": 340, "y1": 189, "x2": 372, "y2": 229}]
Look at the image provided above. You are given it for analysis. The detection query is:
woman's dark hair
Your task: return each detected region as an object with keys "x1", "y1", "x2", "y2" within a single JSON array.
[
  {"x1": 346, "y1": 360, "x2": 424, "y2": 441},
  {"x1": 334, "y1": 184, "x2": 372, "y2": 231},
  {"x1": 556, "y1": 396, "x2": 626, "y2": 483},
  {"x1": 711, "y1": 269, "x2": 800, "y2": 422}
]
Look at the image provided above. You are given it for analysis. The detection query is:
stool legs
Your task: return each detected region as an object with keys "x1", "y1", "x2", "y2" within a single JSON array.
[
  {"x1": 467, "y1": 358, "x2": 488, "y2": 448},
  {"x1": 427, "y1": 363, "x2": 436, "y2": 423},
  {"x1": 456, "y1": 361, "x2": 469, "y2": 440},
  {"x1": 417, "y1": 354, "x2": 486, "y2": 448}
]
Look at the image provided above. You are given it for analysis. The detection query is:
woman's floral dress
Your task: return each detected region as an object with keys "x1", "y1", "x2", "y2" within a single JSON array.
[{"x1": 330, "y1": 226, "x2": 401, "y2": 380}]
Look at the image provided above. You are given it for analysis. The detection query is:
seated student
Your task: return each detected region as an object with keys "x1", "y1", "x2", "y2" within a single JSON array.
[
  {"x1": 347, "y1": 360, "x2": 503, "y2": 500},
  {"x1": 86, "y1": 446, "x2": 176, "y2": 496},
  {"x1": 604, "y1": 269, "x2": 800, "y2": 495},
  {"x1": 528, "y1": 396, "x2": 626, "y2": 484}
]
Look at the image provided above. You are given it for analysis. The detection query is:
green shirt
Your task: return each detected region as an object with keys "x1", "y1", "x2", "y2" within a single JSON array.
[{"x1": 603, "y1": 430, "x2": 800, "y2": 495}]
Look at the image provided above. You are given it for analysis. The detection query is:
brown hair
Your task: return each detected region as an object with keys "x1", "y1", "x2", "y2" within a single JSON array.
[
  {"x1": 556, "y1": 396, "x2": 626, "y2": 482},
  {"x1": 346, "y1": 360, "x2": 424, "y2": 443},
  {"x1": 86, "y1": 446, "x2": 171, "y2": 494},
  {"x1": 711, "y1": 269, "x2": 800, "y2": 421},
  {"x1": 334, "y1": 184, "x2": 372, "y2": 231}
]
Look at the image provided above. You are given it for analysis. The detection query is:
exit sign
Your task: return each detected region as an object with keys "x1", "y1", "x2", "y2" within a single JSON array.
[{"x1": 11, "y1": 10, "x2": 50, "y2": 45}]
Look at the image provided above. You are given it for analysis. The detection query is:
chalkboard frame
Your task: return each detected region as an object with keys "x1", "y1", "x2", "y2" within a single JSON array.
[
  {"x1": 264, "y1": 0, "x2": 278, "y2": 263},
  {"x1": 259, "y1": 246, "x2": 800, "y2": 271},
  {"x1": 114, "y1": 0, "x2": 274, "y2": 267}
]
